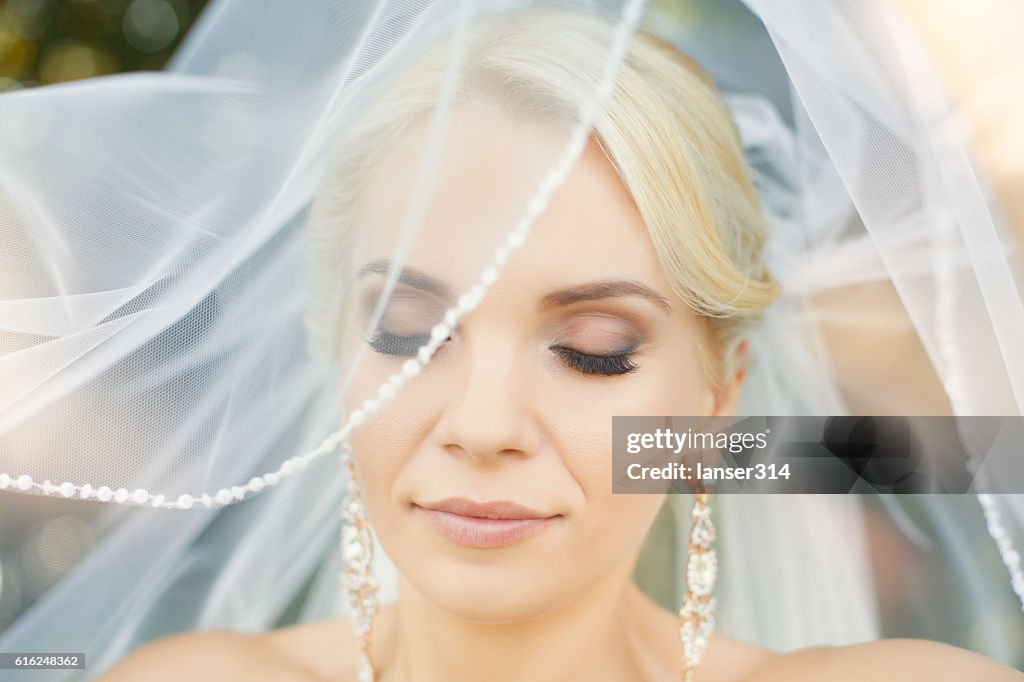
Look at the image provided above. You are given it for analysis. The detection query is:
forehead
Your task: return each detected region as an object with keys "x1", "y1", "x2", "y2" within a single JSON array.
[{"x1": 355, "y1": 103, "x2": 674, "y2": 299}]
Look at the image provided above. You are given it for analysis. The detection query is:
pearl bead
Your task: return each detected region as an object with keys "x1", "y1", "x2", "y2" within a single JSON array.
[
  {"x1": 417, "y1": 347, "x2": 432, "y2": 364},
  {"x1": 361, "y1": 398, "x2": 379, "y2": 416},
  {"x1": 248, "y1": 477, "x2": 266, "y2": 493},
  {"x1": 505, "y1": 230, "x2": 526, "y2": 249},
  {"x1": 265, "y1": 472, "x2": 280, "y2": 486},
  {"x1": 539, "y1": 173, "x2": 561, "y2": 196},
  {"x1": 114, "y1": 488, "x2": 129, "y2": 504},
  {"x1": 132, "y1": 488, "x2": 149, "y2": 504},
  {"x1": 349, "y1": 409, "x2": 366, "y2": 427},
  {"x1": 97, "y1": 486, "x2": 114, "y2": 502},
  {"x1": 200, "y1": 494, "x2": 212, "y2": 508},
  {"x1": 215, "y1": 489, "x2": 234, "y2": 505},
  {"x1": 80, "y1": 484, "x2": 94, "y2": 500},
  {"x1": 527, "y1": 196, "x2": 547, "y2": 215},
  {"x1": 16, "y1": 474, "x2": 33, "y2": 491},
  {"x1": 59, "y1": 482, "x2": 76, "y2": 498},
  {"x1": 401, "y1": 359, "x2": 420, "y2": 378},
  {"x1": 554, "y1": 156, "x2": 575, "y2": 178},
  {"x1": 0, "y1": 474, "x2": 10, "y2": 489},
  {"x1": 442, "y1": 309, "x2": 458, "y2": 328},
  {"x1": 569, "y1": 125, "x2": 589, "y2": 150},
  {"x1": 232, "y1": 486, "x2": 245, "y2": 500},
  {"x1": 429, "y1": 323, "x2": 449, "y2": 344},
  {"x1": 321, "y1": 434, "x2": 340, "y2": 452},
  {"x1": 378, "y1": 383, "x2": 395, "y2": 401},
  {"x1": 481, "y1": 267, "x2": 498, "y2": 286},
  {"x1": 494, "y1": 246, "x2": 509, "y2": 266},
  {"x1": 388, "y1": 374, "x2": 405, "y2": 390},
  {"x1": 41, "y1": 480, "x2": 54, "y2": 494},
  {"x1": 151, "y1": 494, "x2": 165, "y2": 507},
  {"x1": 177, "y1": 494, "x2": 194, "y2": 510}
]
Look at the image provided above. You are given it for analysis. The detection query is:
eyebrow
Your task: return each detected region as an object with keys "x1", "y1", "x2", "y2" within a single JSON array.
[
  {"x1": 355, "y1": 259, "x2": 454, "y2": 300},
  {"x1": 540, "y1": 279, "x2": 671, "y2": 312},
  {"x1": 356, "y1": 259, "x2": 671, "y2": 313}
]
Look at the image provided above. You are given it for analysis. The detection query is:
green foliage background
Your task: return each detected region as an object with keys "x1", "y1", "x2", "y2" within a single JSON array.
[{"x1": 0, "y1": 0, "x2": 208, "y2": 91}]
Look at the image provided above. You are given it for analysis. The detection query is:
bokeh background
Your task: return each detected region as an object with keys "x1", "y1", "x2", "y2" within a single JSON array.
[{"x1": 0, "y1": 0, "x2": 208, "y2": 92}]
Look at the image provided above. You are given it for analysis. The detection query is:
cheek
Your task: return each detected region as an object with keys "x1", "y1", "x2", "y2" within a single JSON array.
[
  {"x1": 563, "y1": 434, "x2": 664, "y2": 567},
  {"x1": 540, "y1": 354, "x2": 706, "y2": 495},
  {"x1": 601, "y1": 494, "x2": 666, "y2": 554},
  {"x1": 344, "y1": 360, "x2": 407, "y2": 509},
  {"x1": 530, "y1": 370, "x2": 688, "y2": 557},
  {"x1": 345, "y1": 359, "x2": 439, "y2": 520}
]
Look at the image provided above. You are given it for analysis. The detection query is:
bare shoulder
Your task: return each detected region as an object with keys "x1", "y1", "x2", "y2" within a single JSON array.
[
  {"x1": 264, "y1": 616, "x2": 361, "y2": 679},
  {"x1": 634, "y1": 590, "x2": 778, "y2": 681},
  {"x1": 96, "y1": 627, "x2": 340, "y2": 682},
  {"x1": 740, "y1": 638, "x2": 1024, "y2": 681},
  {"x1": 707, "y1": 631, "x2": 777, "y2": 662}
]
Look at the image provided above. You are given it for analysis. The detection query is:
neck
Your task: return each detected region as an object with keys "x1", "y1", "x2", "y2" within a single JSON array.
[{"x1": 376, "y1": 565, "x2": 658, "y2": 682}]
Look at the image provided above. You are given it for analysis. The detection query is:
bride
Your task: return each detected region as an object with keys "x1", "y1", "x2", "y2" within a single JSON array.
[{"x1": 91, "y1": 6, "x2": 1022, "y2": 681}]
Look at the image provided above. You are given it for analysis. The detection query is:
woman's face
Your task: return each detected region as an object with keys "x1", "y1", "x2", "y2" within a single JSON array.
[{"x1": 342, "y1": 104, "x2": 742, "y2": 622}]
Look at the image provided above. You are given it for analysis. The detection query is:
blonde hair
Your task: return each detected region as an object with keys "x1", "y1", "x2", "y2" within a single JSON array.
[{"x1": 308, "y1": 7, "x2": 780, "y2": 386}]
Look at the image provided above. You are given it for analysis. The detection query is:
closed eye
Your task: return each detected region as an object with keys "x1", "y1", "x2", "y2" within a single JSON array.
[
  {"x1": 366, "y1": 330, "x2": 433, "y2": 357},
  {"x1": 550, "y1": 345, "x2": 638, "y2": 376}
]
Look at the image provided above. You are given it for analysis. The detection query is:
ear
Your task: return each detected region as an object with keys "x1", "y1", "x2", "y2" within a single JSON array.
[{"x1": 710, "y1": 338, "x2": 749, "y2": 417}]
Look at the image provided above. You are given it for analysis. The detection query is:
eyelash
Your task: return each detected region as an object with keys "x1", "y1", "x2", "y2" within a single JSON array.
[
  {"x1": 366, "y1": 333, "x2": 638, "y2": 377},
  {"x1": 550, "y1": 345, "x2": 638, "y2": 377},
  {"x1": 366, "y1": 331, "x2": 433, "y2": 357}
]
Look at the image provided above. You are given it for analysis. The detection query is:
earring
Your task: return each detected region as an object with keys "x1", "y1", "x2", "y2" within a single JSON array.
[
  {"x1": 340, "y1": 443, "x2": 379, "y2": 682},
  {"x1": 680, "y1": 489, "x2": 716, "y2": 682}
]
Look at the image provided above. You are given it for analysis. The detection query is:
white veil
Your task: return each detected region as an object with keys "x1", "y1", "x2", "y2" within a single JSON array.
[{"x1": 1, "y1": 0, "x2": 1022, "y2": 677}]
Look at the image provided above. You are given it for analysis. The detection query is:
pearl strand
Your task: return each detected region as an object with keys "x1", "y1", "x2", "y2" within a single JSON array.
[
  {"x1": 976, "y1": 492, "x2": 1024, "y2": 611},
  {"x1": 932, "y1": 199, "x2": 1024, "y2": 614},
  {"x1": 0, "y1": 0, "x2": 650, "y2": 513}
]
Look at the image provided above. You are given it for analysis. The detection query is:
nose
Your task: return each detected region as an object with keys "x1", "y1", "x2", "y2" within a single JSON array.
[{"x1": 432, "y1": 333, "x2": 540, "y2": 464}]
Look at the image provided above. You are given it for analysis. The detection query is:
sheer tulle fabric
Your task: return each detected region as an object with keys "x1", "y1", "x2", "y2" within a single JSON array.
[{"x1": 0, "y1": 0, "x2": 1021, "y2": 676}]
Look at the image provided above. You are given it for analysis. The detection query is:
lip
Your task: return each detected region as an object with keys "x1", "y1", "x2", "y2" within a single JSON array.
[{"x1": 413, "y1": 497, "x2": 560, "y2": 548}]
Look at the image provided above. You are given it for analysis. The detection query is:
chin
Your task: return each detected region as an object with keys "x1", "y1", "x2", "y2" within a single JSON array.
[
  {"x1": 408, "y1": 561, "x2": 578, "y2": 623},
  {"x1": 388, "y1": 527, "x2": 587, "y2": 623}
]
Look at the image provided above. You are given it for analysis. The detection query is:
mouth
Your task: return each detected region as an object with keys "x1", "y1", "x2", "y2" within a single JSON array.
[{"x1": 412, "y1": 497, "x2": 561, "y2": 548}]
